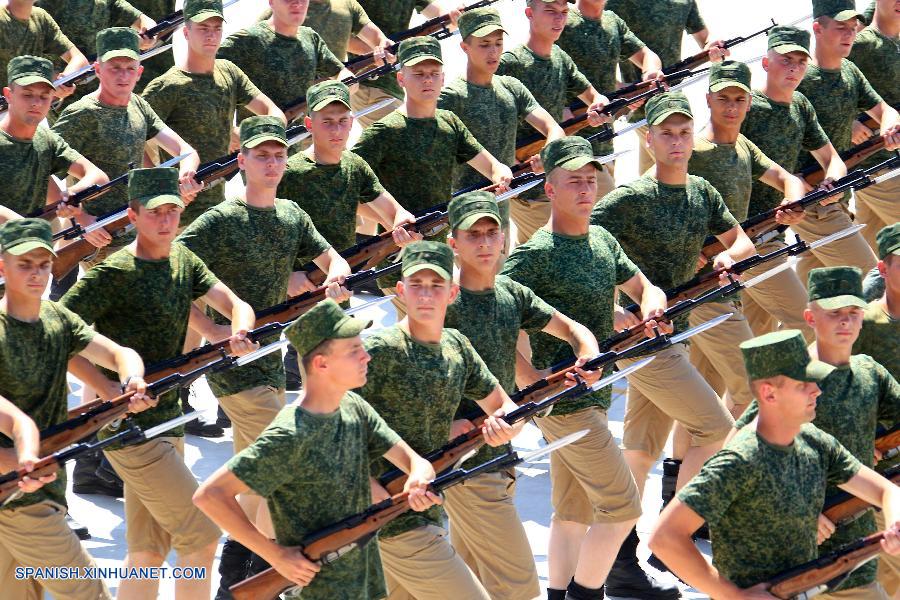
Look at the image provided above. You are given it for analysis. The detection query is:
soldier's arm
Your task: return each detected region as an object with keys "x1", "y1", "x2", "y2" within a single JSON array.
[
  {"x1": 865, "y1": 102, "x2": 900, "y2": 150},
  {"x1": 474, "y1": 386, "x2": 524, "y2": 447},
  {"x1": 306, "y1": 248, "x2": 352, "y2": 302},
  {"x1": 363, "y1": 192, "x2": 421, "y2": 247},
  {"x1": 59, "y1": 46, "x2": 89, "y2": 76},
  {"x1": 65, "y1": 155, "x2": 110, "y2": 196},
  {"x1": 541, "y1": 312, "x2": 602, "y2": 385},
  {"x1": 245, "y1": 92, "x2": 286, "y2": 124},
  {"x1": 617, "y1": 271, "x2": 672, "y2": 336},
  {"x1": 576, "y1": 85, "x2": 613, "y2": 127},
  {"x1": 467, "y1": 150, "x2": 513, "y2": 190},
  {"x1": 355, "y1": 22, "x2": 393, "y2": 65},
  {"x1": 382, "y1": 441, "x2": 440, "y2": 511},
  {"x1": 0, "y1": 395, "x2": 57, "y2": 492},
  {"x1": 77, "y1": 333, "x2": 153, "y2": 412},
  {"x1": 714, "y1": 225, "x2": 756, "y2": 267},
  {"x1": 200, "y1": 282, "x2": 258, "y2": 355},
  {"x1": 152, "y1": 127, "x2": 202, "y2": 199},
  {"x1": 420, "y1": 0, "x2": 462, "y2": 28},
  {"x1": 758, "y1": 164, "x2": 808, "y2": 226},
  {"x1": 627, "y1": 46, "x2": 664, "y2": 81},
  {"x1": 808, "y1": 143, "x2": 848, "y2": 191},
  {"x1": 839, "y1": 466, "x2": 900, "y2": 553},
  {"x1": 524, "y1": 107, "x2": 565, "y2": 143},
  {"x1": 131, "y1": 13, "x2": 158, "y2": 50}
]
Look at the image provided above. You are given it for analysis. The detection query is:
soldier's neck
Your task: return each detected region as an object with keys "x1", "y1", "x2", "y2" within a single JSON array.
[
  {"x1": 653, "y1": 162, "x2": 688, "y2": 186},
  {"x1": 0, "y1": 115, "x2": 37, "y2": 141},
  {"x1": 309, "y1": 142, "x2": 342, "y2": 165},
  {"x1": 548, "y1": 211, "x2": 590, "y2": 237},
  {"x1": 241, "y1": 183, "x2": 277, "y2": 208},
  {"x1": 457, "y1": 263, "x2": 496, "y2": 292},
  {"x1": 465, "y1": 63, "x2": 493, "y2": 87},
  {"x1": 130, "y1": 236, "x2": 171, "y2": 261},
  {"x1": 96, "y1": 86, "x2": 132, "y2": 107},
  {"x1": 399, "y1": 317, "x2": 443, "y2": 345},
  {"x1": 526, "y1": 33, "x2": 555, "y2": 58},
  {"x1": 402, "y1": 97, "x2": 437, "y2": 119},
  {"x1": 873, "y1": 12, "x2": 899, "y2": 38},
  {"x1": 755, "y1": 412, "x2": 802, "y2": 447},
  {"x1": 0, "y1": 292, "x2": 41, "y2": 323},
  {"x1": 705, "y1": 120, "x2": 740, "y2": 145},
  {"x1": 760, "y1": 79, "x2": 795, "y2": 104},
  {"x1": 812, "y1": 44, "x2": 843, "y2": 71},
  {"x1": 183, "y1": 51, "x2": 216, "y2": 74},
  {"x1": 810, "y1": 338, "x2": 852, "y2": 367},
  {"x1": 295, "y1": 385, "x2": 343, "y2": 415},
  {"x1": 6, "y1": 0, "x2": 33, "y2": 21},
  {"x1": 883, "y1": 286, "x2": 899, "y2": 320},
  {"x1": 268, "y1": 16, "x2": 300, "y2": 37}
]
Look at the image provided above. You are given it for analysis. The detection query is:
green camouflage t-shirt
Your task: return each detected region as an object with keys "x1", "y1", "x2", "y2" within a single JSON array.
[
  {"x1": 0, "y1": 301, "x2": 94, "y2": 511},
  {"x1": 855, "y1": 301, "x2": 899, "y2": 381},
  {"x1": 126, "y1": 0, "x2": 175, "y2": 93},
  {"x1": 688, "y1": 133, "x2": 773, "y2": 221},
  {"x1": 444, "y1": 275, "x2": 555, "y2": 464},
  {"x1": 142, "y1": 60, "x2": 260, "y2": 225},
  {"x1": 0, "y1": 6, "x2": 73, "y2": 88},
  {"x1": 277, "y1": 150, "x2": 384, "y2": 254},
  {"x1": 36, "y1": 0, "x2": 141, "y2": 59},
  {"x1": 177, "y1": 198, "x2": 331, "y2": 397},
  {"x1": 360, "y1": 325, "x2": 498, "y2": 538},
  {"x1": 60, "y1": 243, "x2": 219, "y2": 436},
  {"x1": 863, "y1": 1, "x2": 876, "y2": 24},
  {"x1": 848, "y1": 26, "x2": 899, "y2": 169},
  {"x1": 280, "y1": 0, "x2": 371, "y2": 62},
  {"x1": 679, "y1": 423, "x2": 861, "y2": 588},
  {"x1": 557, "y1": 7, "x2": 644, "y2": 154},
  {"x1": 501, "y1": 226, "x2": 639, "y2": 413},
  {"x1": 0, "y1": 126, "x2": 80, "y2": 216},
  {"x1": 229, "y1": 394, "x2": 400, "y2": 600},
  {"x1": 740, "y1": 90, "x2": 830, "y2": 220},
  {"x1": 52, "y1": 93, "x2": 166, "y2": 217}
]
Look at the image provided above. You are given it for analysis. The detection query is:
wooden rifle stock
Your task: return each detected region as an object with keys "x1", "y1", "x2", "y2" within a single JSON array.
[
  {"x1": 876, "y1": 424, "x2": 900, "y2": 459},
  {"x1": 800, "y1": 135, "x2": 887, "y2": 187}
]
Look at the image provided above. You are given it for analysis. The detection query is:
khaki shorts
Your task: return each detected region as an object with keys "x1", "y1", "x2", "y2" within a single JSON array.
[
  {"x1": 741, "y1": 240, "x2": 815, "y2": 340},
  {"x1": 855, "y1": 174, "x2": 900, "y2": 253},
  {"x1": 0, "y1": 501, "x2": 111, "y2": 600},
  {"x1": 688, "y1": 301, "x2": 754, "y2": 411},
  {"x1": 218, "y1": 385, "x2": 286, "y2": 454},
  {"x1": 535, "y1": 407, "x2": 642, "y2": 525},
  {"x1": 379, "y1": 525, "x2": 490, "y2": 600},
  {"x1": 818, "y1": 581, "x2": 889, "y2": 600},
  {"x1": 444, "y1": 469, "x2": 540, "y2": 600},
  {"x1": 104, "y1": 436, "x2": 221, "y2": 557},
  {"x1": 619, "y1": 343, "x2": 734, "y2": 458},
  {"x1": 350, "y1": 84, "x2": 402, "y2": 129}
]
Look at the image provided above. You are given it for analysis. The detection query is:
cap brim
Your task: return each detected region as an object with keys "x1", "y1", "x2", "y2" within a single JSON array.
[
  {"x1": 144, "y1": 194, "x2": 185, "y2": 209},
  {"x1": 456, "y1": 212, "x2": 501, "y2": 231},
  {"x1": 13, "y1": 75, "x2": 55, "y2": 87},
  {"x1": 243, "y1": 134, "x2": 288, "y2": 149},
  {"x1": 772, "y1": 44, "x2": 811, "y2": 57},
  {"x1": 801, "y1": 359, "x2": 835, "y2": 382},
  {"x1": 709, "y1": 80, "x2": 751, "y2": 93},
  {"x1": 649, "y1": 108, "x2": 694, "y2": 125},
  {"x1": 467, "y1": 24, "x2": 507, "y2": 38},
  {"x1": 557, "y1": 155, "x2": 604, "y2": 172},
  {"x1": 188, "y1": 11, "x2": 225, "y2": 23},
  {"x1": 100, "y1": 49, "x2": 141, "y2": 62},
  {"x1": 831, "y1": 10, "x2": 863, "y2": 22},
  {"x1": 402, "y1": 55, "x2": 443, "y2": 67},
  {"x1": 402, "y1": 263, "x2": 452, "y2": 281},
  {"x1": 333, "y1": 315, "x2": 372, "y2": 339},
  {"x1": 5, "y1": 240, "x2": 57, "y2": 257},
  {"x1": 815, "y1": 295, "x2": 869, "y2": 310},
  {"x1": 310, "y1": 96, "x2": 352, "y2": 112}
]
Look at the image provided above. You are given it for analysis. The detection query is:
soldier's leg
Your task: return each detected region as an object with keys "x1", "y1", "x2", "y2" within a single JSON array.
[
  {"x1": 741, "y1": 242, "x2": 815, "y2": 340},
  {"x1": 444, "y1": 469, "x2": 540, "y2": 600},
  {"x1": 793, "y1": 203, "x2": 878, "y2": 287},
  {"x1": 855, "y1": 177, "x2": 899, "y2": 252},
  {"x1": 817, "y1": 582, "x2": 890, "y2": 600},
  {"x1": 349, "y1": 85, "x2": 402, "y2": 129},
  {"x1": 509, "y1": 196, "x2": 552, "y2": 245}
]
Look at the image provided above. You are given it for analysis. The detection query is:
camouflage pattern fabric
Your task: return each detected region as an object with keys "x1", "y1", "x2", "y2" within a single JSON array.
[
  {"x1": 177, "y1": 198, "x2": 331, "y2": 397},
  {"x1": 126, "y1": 0, "x2": 175, "y2": 93},
  {"x1": 444, "y1": 274, "x2": 555, "y2": 465},
  {"x1": 259, "y1": 0, "x2": 372, "y2": 62},
  {"x1": 500, "y1": 226, "x2": 639, "y2": 413},
  {"x1": 855, "y1": 301, "x2": 900, "y2": 381},
  {"x1": 36, "y1": 0, "x2": 141, "y2": 63},
  {"x1": 862, "y1": 268, "x2": 885, "y2": 302},
  {"x1": 277, "y1": 150, "x2": 384, "y2": 254},
  {"x1": 60, "y1": 243, "x2": 219, "y2": 438},
  {"x1": 52, "y1": 94, "x2": 166, "y2": 217},
  {"x1": 678, "y1": 423, "x2": 861, "y2": 589},
  {"x1": 740, "y1": 90, "x2": 829, "y2": 223},
  {"x1": 848, "y1": 26, "x2": 899, "y2": 169},
  {"x1": 0, "y1": 301, "x2": 94, "y2": 511},
  {"x1": 359, "y1": 325, "x2": 498, "y2": 538},
  {"x1": 141, "y1": 60, "x2": 260, "y2": 225},
  {"x1": 557, "y1": 7, "x2": 644, "y2": 154},
  {"x1": 863, "y1": 0, "x2": 875, "y2": 24},
  {"x1": 0, "y1": 126, "x2": 80, "y2": 216},
  {"x1": 0, "y1": 6, "x2": 73, "y2": 88},
  {"x1": 228, "y1": 394, "x2": 400, "y2": 600}
]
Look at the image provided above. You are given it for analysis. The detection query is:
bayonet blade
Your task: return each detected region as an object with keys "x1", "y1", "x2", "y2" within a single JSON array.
[
  {"x1": 670, "y1": 312, "x2": 733, "y2": 344},
  {"x1": 517, "y1": 430, "x2": 589, "y2": 464}
]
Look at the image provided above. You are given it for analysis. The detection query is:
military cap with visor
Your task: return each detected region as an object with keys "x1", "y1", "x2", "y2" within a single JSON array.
[
  {"x1": 8, "y1": 55, "x2": 55, "y2": 87},
  {"x1": 97, "y1": 27, "x2": 140, "y2": 62},
  {"x1": 541, "y1": 136, "x2": 607, "y2": 174},
  {"x1": 240, "y1": 116, "x2": 288, "y2": 149},
  {"x1": 401, "y1": 240, "x2": 453, "y2": 281},
  {"x1": 459, "y1": 7, "x2": 507, "y2": 40},
  {"x1": 449, "y1": 191, "x2": 501, "y2": 231},
  {"x1": 0, "y1": 218, "x2": 57, "y2": 256},
  {"x1": 284, "y1": 299, "x2": 372, "y2": 358},
  {"x1": 709, "y1": 60, "x2": 752, "y2": 94},
  {"x1": 813, "y1": 0, "x2": 864, "y2": 22},
  {"x1": 128, "y1": 167, "x2": 185, "y2": 209},
  {"x1": 740, "y1": 330, "x2": 835, "y2": 383},
  {"x1": 767, "y1": 25, "x2": 811, "y2": 57},
  {"x1": 645, "y1": 91, "x2": 693, "y2": 126},
  {"x1": 807, "y1": 266, "x2": 868, "y2": 309},
  {"x1": 398, "y1": 36, "x2": 443, "y2": 66},
  {"x1": 307, "y1": 80, "x2": 352, "y2": 112},
  {"x1": 184, "y1": 0, "x2": 226, "y2": 23},
  {"x1": 876, "y1": 223, "x2": 900, "y2": 260}
]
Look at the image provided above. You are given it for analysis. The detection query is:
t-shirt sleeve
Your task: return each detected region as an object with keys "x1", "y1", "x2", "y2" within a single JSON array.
[
  {"x1": 110, "y1": 0, "x2": 143, "y2": 27},
  {"x1": 138, "y1": 96, "x2": 167, "y2": 139},
  {"x1": 848, "y1": 61, "x2": 882, "y2": 113},
  {"x1": 873, "y1": 361, "x2": 900, "y2": 428},
  {"x1": 705, "y1": 182, "x2": 740, "y2": 235},
  {"x1": 561, "y1": 48, "x2": 592, "y2": 97},
  {"x1": 349, "y1": 0, "x2": 371, "y2": 34},
  {"x1": 227, "y1": 423, "x2": 296, "y2": 497},
  {"x1": 59, "y1": 266, "x2": 114, "y2": 325},
  {"x1": 496, "y1": 51, "x2": 520, "y2": 79},
  {"x1": 49, "y1": 128, "x2": 81, "y2": 173},
  {"x1": 352, "y1": 122, "x2": 386, "y2": 172},
  {"x1": 185, "y1": 246, "x2": 220, "y2": 299},
  {"x1": 141, "y1": 77, "x2": 174, "y2": 121},
  {"x1": 356, "y1": 156, "x2": 385, "y2": 203},
  {"x1": 41, "y1": 10, "x2": 75, "y2": 55},
  {"x1": 513, "y1": 280, "x2": 556, "y2": 334},
  {"x1": 821, "y1": 429, "x2": 863, "y2": 487},
  {"x1": 507, "y1": 76, "x2": 540, "y2": 119},
  {"x1": 451, "y1": 113, "x2": 484, "y2": 164},
  {"x1": 55, "y1": 302, "x2": 96, "y2": 357},
  {"x1": 359, "y1": 396, "x2": 402, "y2": 461},
  {"x1": 459, "y1": 332, "x2": 500, "y2": 402},
  {"x1": 227, "y1": 61, "x2": 261, "y2": 107},
  {"x1": 745, "y1": 137, "x2": 774, "y2": 180},
  {"x1": 598, "y1": 226, "x2": 639, "y2": 285},
  {"x1": 797, "y1": 93, "x2": 832, "y2": 152},
  {"x1": 617, "y1": 14, "x2": 646, "y2": 58},
  {"x1": 684, "y1": 0, "x2": 706, "y2": 34},
  {"x1": 436, "y1": 85, "x2": 460, "y2": 114},
  {"x1": 294, "y1": 207, "x2": 332, "y2": 261},
  {"x1": 677, "y1": 450, "x2": 750, "y2": 526},
  {"x1": 312, "y1": 30, "x2": 343, "y2": 79},
  {"x1": 175, "y1": 212, "x2": 215, "y2": 260}
]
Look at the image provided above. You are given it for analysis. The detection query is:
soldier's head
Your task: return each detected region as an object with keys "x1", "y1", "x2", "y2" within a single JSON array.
[
  {"x1": 268, "y1": 0, "x2": 309, "y2": 28},
  {"x1": 705, "y1": 61, "x2": 752, "y2": 128},
  {"x1": 459, "y1": 8, "x2": 506, "y2": 75},
  {"x1": 397, "y1": 37, "x2": 445, "y2": 103},
  {"x1": 285, "y1": 299, "x2": 372, "y2": 389},
  {"x1": 397, "y1": 241, "x2": 459, "y2": 325},
  {"x1": 525, "y1": 0, "x2": 570, "y2": 43},
  {"x1": 645, "y1": 92, "x2": 694, "y2": 167},
  {"x1": 183, "y1": 0, "x2": 225, "y2": 57},
  {"x1": 95, "y1": 28, "x2": 143, "y2": 102},
  {"x1": 812, "y1": 0, "x2": 862, "y2": 57},
  {"x1": 804, "y1": 266, "x2": 867, "y2": 349},
  {"x1": 0, "y1": 218, "x2": 56, "y2": 298},
  {"x1": 126, "y1": 167, "x2": 185, "y2": 245},
  {"x1": 877, "y1": 223, "x2": 900, "y2": 296},
  {"x1": 447, "y1": 191, "x2": 504, "y2": 272},
  {"x1": 238, "y1": 116, "x2": 289, "y2": 189},
  {"x1": 763, "y1": 26, "x2": 811, "y2": 92},
  {"x1": 741, "y1": 330, "x2": 833, "y2": 424},
  {"x1": 304, "y1": 81, "x2": 353, "y2": 152},
  {"x1": 3, "y1": 55, "x2": 55, "y2": 127},
  {"x1": 874, "y1": 0, "x2": 900, "y2": 23},
  {"x1": 541, "y1": 136, "x2": 604, "y2": 221}
]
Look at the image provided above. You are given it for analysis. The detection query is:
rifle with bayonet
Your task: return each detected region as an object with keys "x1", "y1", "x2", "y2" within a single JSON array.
[
  {"x1": 875, "y1": 423, "x2": 900, "y2": 462},
  {"x1": 823, "y1": 464, "x2": 900, "y2": 529},
  {"x1": 140, "y1": 0, "x2": 242, "y2": 43},
  {"x1": 229, "y1": 430, "x2": 587, "y2": 600},
  {"x1": 281, "y1": 63, "x2": 397, "y2": 122}
]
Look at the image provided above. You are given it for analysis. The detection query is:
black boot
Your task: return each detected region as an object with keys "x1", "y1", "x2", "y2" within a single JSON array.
[
  {"x1": 215, "y1": 538, "x2": 253, "y2": 600},
  {"x1": 283, "y1": 346, "x2": 301, "y2": 392},
  {"x1": 94, "y1": 454, "x2": 123, "y2": 487},
  {"x1": 216, "y1": 406, "x2": 231, "y2": 428},
  {"x1": 66, "y1": 514, "x2": 91, "y2": 540},
  {"x1": 72, "y1": 436, "x2": 123, "y2": 497},
  {"x1": 648, "y1": 459, "x2": 681, "y2": 572},
  {"x1": 566, "y1": 579, "x2": 604, "y2": 600},
  {"x1": 182, "y1": 388, "x2": 225, "y2": 438},
  {"x1": 548, "y1": 589, "x2": 568, "y2": 600},
  {"x1": 605, "y1": 528, "x2": 681, "y2": 599}
]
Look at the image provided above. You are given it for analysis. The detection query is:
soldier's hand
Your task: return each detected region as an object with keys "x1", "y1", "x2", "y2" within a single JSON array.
[
  {"x1": 17, "y1": 456, "x2": 56, "y2": 494},
  {"x1": 228, "y1": 329, "x2": 259, "y2": 357},
  {"x1": 124, "y1": 376, "x2": 156, "y2": 413},
  {"x1": 137, "y1": 29, "x2": 156, "y2": 51},
  {"x1": 734, "y1": 583, "x2": 779, "y2": 599},
  {"x1": 774, "y1": 199, "x2": 805, "y2": 226},
  {"x1": 491, "y1": 163, "x2": 513, "y2": 193},
  {"x1": 613, "y1": 305, "x2": 641, "y2": 332},
  {"x1": 817, "y1": 513, "x2": 836, "y2": 544},
  {"x1": 875, "y1": 448, "x2": 883, "y2": 465},
  {"x1": 586, "y1": 98, "x2": 612, "y2": 127},
  {"x1": 391, "y1": 214, "x2": 422, "y2": 248},
  {"x1": 446, "y1": 4, "x2": 464, "y2": 30},
  {"x1": 882, "y1": 522, "x2": 900, "y2": 555},
  {"x1": 645, "y1": 316, "x2": 673, "y2": 337},
  {"x1": 269, "y1": 546, "x2": 320, "y2": 587},
  {"x1": 372, "y1": 42, "x2": 395, "y2": 67},
  {"x1": 288, "y1": 271, "x2": 317, "y2": 297},
  {"x1": 481, "y1": 412, "x2": 516, "y2": 447},
  {"x1": 449, "y1": 419, "x2": 475, "y2": 439},
  {"x1": 816, "y1": 178, "x2": 841, "y2": 206},
  {"x1": 82, "y1": 223, "x2": 113, "y2": 249},
  {"x1": 883, "y1": 123, "x2": 900, "y2": 151},
  {"x1": 229, "y1": 127, "x2": 241, "y2": 153},
  {"x1": 178, "y1": 171, "x2": 203, "y2": 205},
  {"x1": 696, "y1": 251, "x2": 709, "y2": 271},
  {"x1": 528, "y1": 154, "x2": 544, "y2": 174},
  {"x1": 705, "y1": 40, "x2": 730, "y2": 62},
  {"x1": 55, "y1": 84, "x2": 76, "y2": 99},
  {"x1": 566, "y1": 358, "x2": 601, "y2": 388},
  {"x1": 324, "y1": 278, "x2": 351, "y2": 304},
  {"x1": 851, "y1": 120, "x2": 874, "y2": 145},
  {"x1": 369, "y1": 477, "x2": 390, "y2": 503},
  {"x1": 405, "y1": 459, "x2": 439, "y2": 511},
  {"x1": 713, "y1": 252, "x2": 738, "y2": 285}
]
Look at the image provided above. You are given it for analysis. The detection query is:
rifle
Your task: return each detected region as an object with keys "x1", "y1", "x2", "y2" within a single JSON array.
[
  {"x1": 229, "y1": 430, "x2": 587, "y2": 600},
  {"x1": 281, "y1": 64, "x2": 397, "y2": 123},
  {"x1": 665, "y1": 19, "x2": 776, "y2": 74},
  {"x1": 875, "y1": 423, "x2": 900, "y2": 461},
  {"x1": 140, "y1": 0, "x2": 242, "y2": 42},
  {"x1": 764, "y1": 532, "x2": 885, "y2": 599},
  {"x1": 823, "y1": 464, "x2": 900, "y2": 528}
]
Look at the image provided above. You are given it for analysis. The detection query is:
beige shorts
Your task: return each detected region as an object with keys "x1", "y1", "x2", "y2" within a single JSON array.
[
  {"x1": 104, "y1": 436, "x2": 221, "y2": 557},
  {"x1": 688, "y1": 301, "x2": 754, "y2": 411},
  {"x1": 350, "y1": 85, "x2": 402, "y2": 129},
  {"x1": 218, "y1": 385, "x2": 286, "y2": 454},
  {"x1": 444, "y1": 469, "x2": 540, "y2": 600},
  {"x1": 535, "y1": 407, "x2": 642, "y2": 525},
  {"x1": 855, "y1": 174, "x2": 900, "y2": 253},
  {"x1": 741, "y1": 240, "x2": 815, "y2": 340},
  {"x1": 0, "y1": 501, "x2": 111, "y2": 600},
  {"x1": 818, "y1": 581, "x2": 889, "y2": 600}
]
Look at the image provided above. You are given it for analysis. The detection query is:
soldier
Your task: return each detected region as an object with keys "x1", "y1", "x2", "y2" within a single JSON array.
[
  {"x1": 444, "y1": 191, "x2": 602, "y2": 599},
  {"x1": 59, "y1": 167, "x2": 258, "y2": 599},
  {"x1": 648, "y1": 329, "x2": 900, "y2": 599},
  {"x1": 792, "y1": 0, "x2": 900, "y2": 285},
  {"x1": 501, "y1": 136, "x2": 673, "y2": 600},
  {"x1": 141, "y1": 0, "x2": 285, "y2": 228},
  {"x1": 128, "y1": 0, "x2": 175, "y2": 94},
  {"x1": 0, "y1": 218, "x2": 152, "y2": 600},
  {"x1": 847, "y1": 0, "x2": 900, "y2": 253},
  {"x1": 178, "y1": 115, "x2": 354, "y2": 594},
  {"x1": 495, "y1": 0, "x2": 613, "y2": 245},
  {"x1": 739, "y1": 25, "x2": 847, "y2": 336},
  {"x1": 360, "y1": 240, "x2": 522, "y2": 600}
]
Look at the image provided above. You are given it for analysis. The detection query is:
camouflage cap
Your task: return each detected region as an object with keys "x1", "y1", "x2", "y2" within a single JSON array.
[
  {"x1": 459, "y1": 7, "x2": 507, "y2": 40},
  {"x1": 184, "y1": 0, "x2": 225, "y2": 23},
  {"x1": 284, "y1": 299, "x2": 371, "y2": 359},
  {"x1": 0, "y1": 218, "x2": 56, "y2": 257},
  {"x1": 541, "y1": 136, "x2": 606, "y2": 174},
  {"x1": 807, "y1": 266, "x2": 867, "y2": 309},
  {"x1": 813, "y1": 0, "x2": 863, "y2": 21},
  {"x1": 767, "y1": 25, "x2": 811, "y2": 57},
  {"x1": 876, "y1": 223, "x2": 900, "y2": 260},
  {"x1": 128, "y1": 167, "x2": 185, "y2": 209},
  {"x1": 307, "y1": 80, "x2": 352, "y2": 112},
  {"x1": 8, "y1": 55, "x2": 54, "y2": 87},
  {"x1": 645, "y1": 91, "x2": 693, "y2": 126},
  {"x1": 398, "y1": 36, "x2": 443, "y2": 67},
  {"x1": 97, "y1": 27, "x2": 140, "y2": 62},
  {"x1": 448, "y1": 191, "x2": 501, "y2": 231},
  {"x1": 240, "y1": 115, "x2": 287, "y2": 148},
  {"x1": 740, "y1": 330, "x2": 835, "y2": 383},
  {"x1": 401, "y1": 240, "x2": 453, "y2": 280},
  {"x1": 708, "y1": 60, "x2": 752, "y2": 93}
]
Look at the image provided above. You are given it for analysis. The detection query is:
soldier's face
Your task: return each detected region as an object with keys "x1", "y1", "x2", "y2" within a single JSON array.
[
  {"x1": 879, "y1": 256, "x2": 899, "y2": 296},
  {"x1": 0, "y1": 249, "x2": 53, "y2": 299},
  {"x1": 526, "y1": 1, "x2": 569, "y2": 41},
  {"x1": 128, "y1": 203, "x2": 183, "y2": 245},
  {"x1": 647, "y1": 115, "x2": 694, "y2": 167},
  {"x1": 546, "y1": 164, "x2": 598, "y2": 220},
  {"x1": 5, "y1": 82, "x2": 54, "y2": 126},
  {"x1": 771, "y1": 377, "x2": 821, "y2": 423},
  {"x1": 461, "y1": 31, "x2": 504, "y2": 74},
  {"x1": 184, "y1": 19, "x2": 224, "y2": 57},
  {"x1": 449, "y1": 218, "x2": 504, "y2": 271},
  {"x1": 804, "y1": 303, "x2": 864, "y2": 349},
  {"x1": 877, "y1": 0, "x2": 900, "y2": 18},
  {"x1": 763, "y1": 50, "x2": 809, "y2": 90},
  {"x1": 307, "y1": 102, "x2": 353, "y2": 150},
  {"x1": 96, "y1": 57, "x2": 142, "y2": 99},
  {"x1": 813, "y1": 17, "x2": 858, "y2": 57},
  {"x1": 270, "y1": 0, "x2": 309, "y2": 26},
  {"x1": 398, "y1": 62, "x2": 444, "y2": 102},
  {"x1": 239, "y1": 142, "x2": 288, "y2": 189},
  {"x1": 317, "y1": 336, "x2": 370, "y2": 389},
  {"x1": 397, "y1": 270, "x2": 458, "y2": 325},
  {"x1": 706, "y1": 87, "x2": 750, "y2": 128}
]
